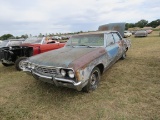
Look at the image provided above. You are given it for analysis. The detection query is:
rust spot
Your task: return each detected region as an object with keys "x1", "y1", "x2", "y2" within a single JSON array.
[
  {"x1": 69, "y1": 47, "x2": 106, "y2": 71},
  {"x1": 75, "y1": 71, "x2": 80, "y2": 81}
]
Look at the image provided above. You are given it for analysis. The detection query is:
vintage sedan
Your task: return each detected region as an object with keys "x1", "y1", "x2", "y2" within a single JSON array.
[
  {"x1": 22, "y1": 31, "x2": 130, "y2": 92},
  {"x1": 135, "y1": 30, "x2": 148, "y2": 37}
]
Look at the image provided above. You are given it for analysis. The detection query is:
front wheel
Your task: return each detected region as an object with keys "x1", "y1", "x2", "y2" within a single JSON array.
[
  {"x1": 82, "y1": 67, "x2": 101, "y2": 93},
  {"x1": 15, "y1": 57, "x2": 28, "y2": 71},
  {"x1": 121, "y1": 52, "x2": 126, "y2": 60}
]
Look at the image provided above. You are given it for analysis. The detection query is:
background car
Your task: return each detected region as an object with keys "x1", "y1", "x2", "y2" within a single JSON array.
[
  {"x1": 146, "y1": 29, "x2": 153, "y2": 34},
  {"x1": 124, "y1": 31, "x2": 132, "y2": 37},
  {"x1": 0, "y1": 37, "x2": 65, "y2": 70},
  {"x1": 0, "y1": 39, "x2": 25, "y2": 60},
  {"x1": 0, "y1": 39, "x2": 25, "y2": 48},
  {"x1": 135, "y1": 30, "x2": 148, "y2": 37},
  {"x1": 52, "y1": 36, "x2": 62, "y2": 40}
]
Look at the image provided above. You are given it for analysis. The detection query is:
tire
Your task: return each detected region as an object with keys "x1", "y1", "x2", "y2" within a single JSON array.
[
  {"x1": 121, "y1": 52, "x2": 126, "y2": 60},
  {"x1": 82, "y1": 67, "x2": 101, "y2": 93},
  {"x1": 2, "y1": 62, "x2": 13, "y2": 67},
  {"x1": 15, "y1": 57, "x2": 28, "y2": 71}
]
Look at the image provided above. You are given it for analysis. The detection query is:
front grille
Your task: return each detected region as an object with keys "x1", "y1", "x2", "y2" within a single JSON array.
[{"x1": 34, "y1": 66, "x2": 57, "y2": 75}]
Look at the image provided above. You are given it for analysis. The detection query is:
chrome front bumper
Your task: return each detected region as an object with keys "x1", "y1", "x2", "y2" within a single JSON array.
[{"x1": 23, "y1": 69, "x2": 88, "y2": 91}]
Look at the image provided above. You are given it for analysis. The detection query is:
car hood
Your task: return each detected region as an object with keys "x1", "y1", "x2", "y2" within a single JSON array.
[{"x1": 28, "y1": 46, "x2": 106, "y2": 70}]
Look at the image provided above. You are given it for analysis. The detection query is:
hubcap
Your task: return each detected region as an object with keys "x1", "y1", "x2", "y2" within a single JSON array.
[
  {"x1": 90, "y1": 70, "x2": 99, "y2": 90},
  {"x1": 19, "y1": 60, "x2": 25, "y2": 70}
]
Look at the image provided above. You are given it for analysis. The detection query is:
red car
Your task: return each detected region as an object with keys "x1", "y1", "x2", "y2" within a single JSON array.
[{"x1": 0, "y1": 37, "x2": 65, "y2": 70}]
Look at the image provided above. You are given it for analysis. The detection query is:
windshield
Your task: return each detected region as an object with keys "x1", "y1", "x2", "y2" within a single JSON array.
[
  {"x1": 23, "y1": 37, "x2": 43, "y2": 44},
  {"x1": 0, "y1": 40, "x2": 8, "y2": 47},
  {"x1": 66, "y1": 34, "x2": 104, "y2": 47}
]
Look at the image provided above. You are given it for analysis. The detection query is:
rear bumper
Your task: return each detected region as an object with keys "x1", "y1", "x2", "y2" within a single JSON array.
[{"x1": 23, "y1": 69, "x2": 88, "y2": 91}]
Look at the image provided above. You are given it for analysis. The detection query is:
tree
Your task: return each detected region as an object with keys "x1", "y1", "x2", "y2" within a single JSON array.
[
  {"x1": 21, "y1": 34, "x2": 28, "y2": 39},
  {"x1": 0, "y1": 34, "x2": 14, "y2": 40},
  {"x1": 147, "y1": 19, "x2": 160, "y2": 28},
  {"x1": 135, "y1": 19, "x2": 148, "y2": 28},
  {"x1": 125, "y1": 23, "x2": 135, "y2": 30},
  {"x1": 38, "y1": 33, "x2": 43, "y2": 37}
]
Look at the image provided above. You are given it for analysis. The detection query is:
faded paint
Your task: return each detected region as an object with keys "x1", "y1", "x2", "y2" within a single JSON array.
[
  {"x1": 28, "y1": 47, "x2": 103, "y2": 68},
  {"x1": 68, "y1": 47, "x2": 106, "y2": 70},
  {"x1": 98, "y1": 23, "x2": 125, "y2": 37},
  {"x1": 75, "y1": 53, "x2": 110, "y2": 81}
]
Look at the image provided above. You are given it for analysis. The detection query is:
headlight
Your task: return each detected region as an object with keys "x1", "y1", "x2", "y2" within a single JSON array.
[
  {"x1": 31, "y1": 64, "x2": 35, "y2": 69},
  {"x1": 27, "y1": 63, "x2": 31, "y2": 68},
  {"x1": 68, "y1": 70, "x2": 74, "y2": 78},
  {"x1": 60, "y1": 69, "x2": 66, "y2": 76}
]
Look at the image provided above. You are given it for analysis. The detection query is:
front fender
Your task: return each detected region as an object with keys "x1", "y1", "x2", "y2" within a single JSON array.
[{"x1": 75, "y1": 54, "x2": 109, "y2": 82}]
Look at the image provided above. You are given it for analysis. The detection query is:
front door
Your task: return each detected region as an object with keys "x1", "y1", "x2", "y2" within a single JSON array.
[{"x1": 105, "y1": 33, "x2": 119, "y2": 63}]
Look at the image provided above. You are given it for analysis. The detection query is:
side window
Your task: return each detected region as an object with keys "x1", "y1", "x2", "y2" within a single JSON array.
[
  {"x1": 112, "y1": 32, "x2": 121, "y2": 42},
  {"x1": 106, "y1": 33, "x2": 114, "y2": 46}
]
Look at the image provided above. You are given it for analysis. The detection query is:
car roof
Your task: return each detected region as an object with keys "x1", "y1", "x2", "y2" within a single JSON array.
[{"x1": 73, "y1": 30, "x2": 118, "y2": 36}]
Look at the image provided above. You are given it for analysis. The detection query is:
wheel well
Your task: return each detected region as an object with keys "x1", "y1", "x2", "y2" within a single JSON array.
[
  {"x1": 126, "y1": 47, "x2": 128, "y2": 51},
  {"x1": 96, "y1": 64, "x2": 104, "y2": 75}
]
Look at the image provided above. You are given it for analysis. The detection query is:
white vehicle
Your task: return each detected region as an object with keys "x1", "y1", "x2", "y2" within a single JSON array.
[
  {"x1": 52, "y1": 36, "x2": 62, "y2": 40},
  {"x1": 124, "y1": 31, "x2": 132, "y2": 37}
]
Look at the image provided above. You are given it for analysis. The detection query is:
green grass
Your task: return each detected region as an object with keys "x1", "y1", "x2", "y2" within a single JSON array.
[{"x1": 0, "y1": 31, "x2": 160, "y2": 120}]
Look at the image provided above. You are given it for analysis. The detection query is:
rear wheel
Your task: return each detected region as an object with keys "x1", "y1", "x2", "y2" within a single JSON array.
[
  {"x1": 82, "y1": 67, "x2": 101, "y2": 93},
  {"x1": 15, "y1": 57, "x2": 28, "y2": 71}
]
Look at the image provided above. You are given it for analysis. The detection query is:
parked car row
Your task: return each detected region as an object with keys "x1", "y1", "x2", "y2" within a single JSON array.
[
  {"x1": 123, "y1": 29, "x2": 153, "y2": 38},
  {"x1": 0, "y1": 37, "x2": 65, "y2": 70},
  {"x1": 0, "y1": 23, "x2": 131, "y2": 92}
]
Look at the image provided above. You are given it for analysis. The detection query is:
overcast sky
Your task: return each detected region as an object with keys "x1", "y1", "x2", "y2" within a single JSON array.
[{"x1": 0, "y1": 0, "x2": 159, "y2": 36}]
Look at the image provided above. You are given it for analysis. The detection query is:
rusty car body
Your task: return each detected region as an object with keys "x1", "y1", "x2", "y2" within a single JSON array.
[
  {"x1": 0, "y1": 39, "x2": 25, "y2": 60},
  {"x1": 21, "y1": 23, "x2": 131, "y2": 92},
  {"x1": 0, "y1": 37, "x2": 65, "y2": 70}
]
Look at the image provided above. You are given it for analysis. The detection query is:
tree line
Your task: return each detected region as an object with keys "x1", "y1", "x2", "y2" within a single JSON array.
[
  {"x1": 0, "y1": 19, "x2": 159, "y2": 40},
  {"x1": 125, "y1": 19, "x2": 160, "y2": 30}
]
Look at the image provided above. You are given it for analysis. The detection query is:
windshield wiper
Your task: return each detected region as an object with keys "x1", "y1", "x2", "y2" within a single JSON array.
[{"x1": 78, "y1": 44, "x2": 92, "y2": 48}]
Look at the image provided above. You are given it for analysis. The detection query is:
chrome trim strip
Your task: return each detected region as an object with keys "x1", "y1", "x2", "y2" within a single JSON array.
[
  {"x1": 22, "y1": 61, "x2": 74, "y2": 70},
  {"x1": 32, "y1": 70, "x2": 52, "y2": 79},
  {"x1": 54, "y1": 77, "x2": 81, "y2": 86},
  {"x1": 23, "y1": 68, "x2": 86, "y2": 91}
]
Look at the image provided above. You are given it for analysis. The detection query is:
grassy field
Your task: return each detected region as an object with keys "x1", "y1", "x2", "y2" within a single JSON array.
[{"x1": 0, "y1": 31, "x2": 160, "y2": 120}]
